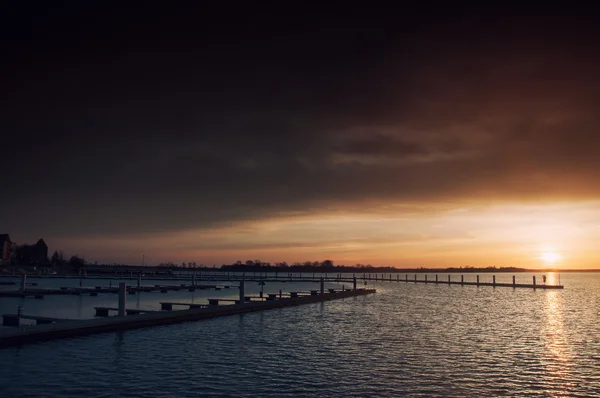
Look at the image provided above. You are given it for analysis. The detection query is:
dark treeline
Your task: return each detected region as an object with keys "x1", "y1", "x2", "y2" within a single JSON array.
[{"x1": 219, "y1": 260, "x2": 527, "y2": 273}]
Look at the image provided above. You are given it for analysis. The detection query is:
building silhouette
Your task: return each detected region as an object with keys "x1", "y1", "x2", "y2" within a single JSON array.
[
  {"x1": 0, "y1": 234, "x2": 13, "y2": 264},
  {"x1": 15, "y1": 239, "x2": 48, "y2": 265}
]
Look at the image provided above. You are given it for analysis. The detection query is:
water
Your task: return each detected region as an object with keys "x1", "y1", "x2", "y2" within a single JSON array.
[{"x1": 1, "y1": 272, "x2": 599, "y2": 397}]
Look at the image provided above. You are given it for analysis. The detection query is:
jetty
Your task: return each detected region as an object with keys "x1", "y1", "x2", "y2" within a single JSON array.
[
  {"x1": 389, "y1": 274, "x2": 563, "y2": 289},
  {"x1": 2, "y1": 314, "x2": 69, "y2": 326},
  {"x1": 0, "y1": 282, "x2": 232, "y2": 299},
  {"x1": 0, "y1": 279, "x2": 376, "y2": 348},
  {"x1": 1, "y1": 270, "x2": 563, "y2": 290}
]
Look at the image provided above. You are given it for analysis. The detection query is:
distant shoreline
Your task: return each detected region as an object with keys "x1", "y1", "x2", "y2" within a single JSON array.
[{"x1": 2, "y1": 265, "x2": 598, "y2": 277}]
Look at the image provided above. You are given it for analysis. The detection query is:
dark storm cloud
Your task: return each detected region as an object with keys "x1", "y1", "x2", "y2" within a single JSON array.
[
  {"x1": 333, "y1": 135, "x2": 429, "y2": 157},
  {"x1": 2, "y1": 3, "x2": 600, "y2": 240}
]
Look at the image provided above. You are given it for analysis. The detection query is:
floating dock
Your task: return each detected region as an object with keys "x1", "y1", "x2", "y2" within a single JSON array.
[
  {"x1": 0, "y1": 283, "x2": 230, "y2": 298},
  {"x1": 0, "y1": 288, "x2": 376, "y2": 348}
]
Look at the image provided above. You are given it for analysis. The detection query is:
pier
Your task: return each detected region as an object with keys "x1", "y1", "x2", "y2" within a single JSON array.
[
  {"x1": 0, "y1": 286, "x2": 376, "y2": 348},
  {"x1": 1, "y1": 271, "x2": 563, "y2": 290},
  {"x1": 0, "y1": 283, "x2": 232, "y2": 298},
  {"x1": 392, "y1": 274, "x2": 563, "y2": 289},
  {"x1": 2, "y1": 314, "x2": 70, "y2": 327},
  {"x1": 159, "y1": 302, "x2": 207, "y2": 310}
]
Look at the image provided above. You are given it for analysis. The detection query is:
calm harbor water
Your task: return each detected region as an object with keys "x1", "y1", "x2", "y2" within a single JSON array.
[{"x1": 1, "y1": 272, "x2": 599, "y2": 397}]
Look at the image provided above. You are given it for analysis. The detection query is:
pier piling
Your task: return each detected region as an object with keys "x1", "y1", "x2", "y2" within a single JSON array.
[
  {"x1": 118, "y1": 282, "x2": 126, "y2": 316},
  {"x1": 239, "y1": 275, "x2": 245, "y2": 305}
]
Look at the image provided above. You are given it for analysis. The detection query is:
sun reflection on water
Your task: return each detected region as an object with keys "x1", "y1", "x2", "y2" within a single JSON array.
[{"x1": 542, "y1": 278, "x2": 572, "y2": 385}]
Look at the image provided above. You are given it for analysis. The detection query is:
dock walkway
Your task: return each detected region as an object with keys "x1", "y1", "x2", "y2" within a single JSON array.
[
  {"x1": 2, "y1": 314, "x2": 70, "y2": 326},
  {"x1": 0, "y1": 284, "x2": 232, "y2": 299},
  {"x1": 0, "y1": 288, "x2": 376, "y2": 347}
]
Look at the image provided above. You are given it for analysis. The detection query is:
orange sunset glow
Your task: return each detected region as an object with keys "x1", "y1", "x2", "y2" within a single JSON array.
[{"x1": 51, "y1": 201, "x2": 600, "y2": 268}]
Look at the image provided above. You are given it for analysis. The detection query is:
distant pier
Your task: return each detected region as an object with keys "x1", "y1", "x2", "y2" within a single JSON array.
[{"x1": 387, "y1": 274, "x2": 563, "y2": 289}]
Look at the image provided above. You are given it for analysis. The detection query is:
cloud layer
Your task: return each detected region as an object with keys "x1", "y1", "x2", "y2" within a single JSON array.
[{"x1": 2, "y1": 4, "x2": 600, "y2": 264}]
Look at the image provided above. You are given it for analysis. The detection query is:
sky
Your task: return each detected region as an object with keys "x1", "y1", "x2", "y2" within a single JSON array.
[{"x1": 2, "y1": 3, "x2": 600, "y2": 268}]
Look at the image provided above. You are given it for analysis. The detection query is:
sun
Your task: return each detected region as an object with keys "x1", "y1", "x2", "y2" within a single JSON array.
[{"x1": 540, "y1": 251, "x2": 561, "y2": 264}]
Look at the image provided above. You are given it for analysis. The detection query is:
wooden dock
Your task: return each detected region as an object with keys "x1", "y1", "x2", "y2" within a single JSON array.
[
  {"x1": 0, "y1": 288, "x2": 376, "y2": 348},
  {"x1": 2, "y1": 314, "x2": 70, "y2": 327},
  {"x1": 113, "y1": 272, "x2": 562, "y2": 290},
  {"x1": 0, "y1": 284, "x2": 232, "y2": 298},
  {"x1": 187, "y1": 273, "x2": 563, "y2": 290},
  {"x1": 1, "y1": 272, "x2": 563, "y2": 290},
  {"x1": 159, "y1": 302, "x2": 207, "y2": 310},
  {"x1": 391, "y1": 274, "x2": 563, "y2": 289},
  {"x1": 93, "y1": 307, "x2": 160, "y2": 316}
]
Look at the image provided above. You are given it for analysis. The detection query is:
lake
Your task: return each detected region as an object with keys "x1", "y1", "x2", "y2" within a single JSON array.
[{"x1": 0, "y1": 272, "x2": 598, "y2": 397}]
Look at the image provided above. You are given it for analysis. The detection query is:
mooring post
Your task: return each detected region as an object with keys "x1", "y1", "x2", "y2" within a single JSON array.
[
  {"x1": 425, "y1": 274, "x2": 428, "y2": 283},
  {"x1": 405, "y1": 274, "x2": 408, "y2": 282},
  {"x1": 21, "y1": 273, "x2": 27, "y2": 292},
  {"x1": 512, "y1": 275, "x2": 516, "y2": 286},
  {"x1": 397, "y1": 274, "x2": 399, "y2": 282},
  {"x1": 118, "y1": 282, "x2": 126, "y2": 316},
  {"x1": 414, "y1": 274, "x2": 417, "y2": 283},
  {"x1": 435, "y1": 274, "x2": 438, "y2": 283},
  {"x1": 448, "y1": 274, "x2": 451, "y2": 284},
  {"x1": 493, "y1": 275, "x2": 496, "y2": 286},
  {"x1": 533, "y1": 276, "x2": 536, "y2": 286},
  {"x1": 353, "y1": 276, "x2": 357, "y2": 290},
  {"x1": 476, "y1": 275, "x2": 480, "y2": 286},
  {"x1": 461, "y1": 275, "x2": 464, "y2": 285},
  {"x1": 320, "y1": 277, "x2": 324, "y2": 295},
  {"x1": 239, "y1": 274, "x2": 245, "y2": 305}
]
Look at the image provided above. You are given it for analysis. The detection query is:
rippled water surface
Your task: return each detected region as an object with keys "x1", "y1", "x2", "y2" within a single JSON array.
[{"x1": 1, "y1": 272, "x2": 599, "y2": 397}]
